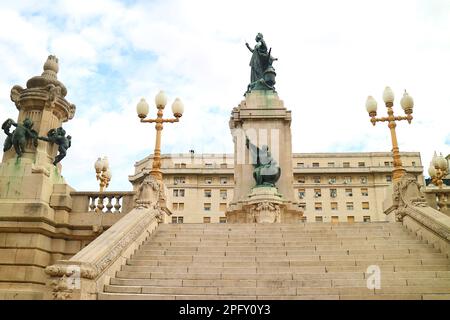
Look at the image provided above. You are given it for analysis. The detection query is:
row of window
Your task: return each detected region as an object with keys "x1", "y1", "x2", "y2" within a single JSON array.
[
  {"x1": 296, "y1": 161, "x2": 416, "y2": 168},
  {"x1": 174, "y1": 176, "x2": 229, "y2": 185},
  {"x1": 314, "y1": 216, "x2": 371, "y2": 223},
  {"x1": 174, "y1": 163, "x2": 229, "y2": 169},
  {"x1": 172, "y1": 202, "x2": 228, "y2": 212},
  {"x1": 298, "y1": 202, "x2": 370, "y2": 211},
  {"x1": 173, "y1": 189, "x2": 228, "y2": 199},
  {"x1": 296, "y1": 175, "x2": 392, "y2": 184},
  {"x1": 299, "y1": 188, "x2": 369, "y2": 199},
  {"x1": 172, "y1": 216, "x2": 227, "y2": 224}
]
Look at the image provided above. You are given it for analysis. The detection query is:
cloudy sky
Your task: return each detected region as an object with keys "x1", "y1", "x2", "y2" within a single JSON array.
[{"x1": 0, "y1": 0, "x2": 449, "y2": 191}]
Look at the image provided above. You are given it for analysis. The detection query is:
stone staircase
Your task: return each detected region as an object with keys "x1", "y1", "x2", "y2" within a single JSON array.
[{"x1": 99, "y1": 222, "x2": 450, "y2": 300}]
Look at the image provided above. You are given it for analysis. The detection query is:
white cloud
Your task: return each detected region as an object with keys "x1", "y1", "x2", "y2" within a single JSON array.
[{"x1": 0, "y1": 0, "x2": 449, "y2": 191}]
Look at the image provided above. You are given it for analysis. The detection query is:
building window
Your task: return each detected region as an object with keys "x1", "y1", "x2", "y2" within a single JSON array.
[
  {"x1": 346, "y1": 202, "x2": 354, "y2": 211},
  {"x1": 360, "y1": 176, "x2": 368, "y2": 184},
  {"x1": 412, "y1": 161, "x2": 416, "y2": 167},
  {"x1": 219, "y1": 217, "x2": 227, "y2": 223},
  {"x1": 347, "y1": 216, "x2": 355, "y2": 223},
  {"x1": 313, "y1": 176, "x2": 321, "y2": 183},
  {"x1": 330, "y1": 189, "x2": 337, "y2": 198},
  {"x1": 219, "y1": 203, "x2": 227, "y2": 211},
  {"x1": 328, "y1": 162, "x2": 335, "y2": 168},
  {"x1": 315, "y1": 202, "x2": 322, "y2": 211},
  {"x1": 220, "y1": 177, "x2": 228, "y2": 184},
  {"x1": 175, "y1": 163, "x2": 181, "y2": 168},
  {"x1": 203, "y1": 217, "x2": 211, "y2": 223},
  {"x1": 172, "y1": 216, "x2": 184, "y2": 224},
  {"x1": 204, "y1": 189, "x2": 212, "y2": 198},
  {"x1": 173, "y1": 189, "x2": 185, "y2": 197},
  {"x1": 362, "y1": 202, "x2": 370, "y2": 210},
  {"x1": 180, "y1": 163, "x2": 186, "y2": 169},
  {"x1": 361, "y1": 188, "x2": 369, "y2": 196},
  {"x1": 345, "y1": 188, "x2": 353, "y2": 197},
  {"x1": 363, "y1": 216, "x2": 371, "y2": 222},
  {"x1": 172, "y1": 203, "x2": 184, "y2": 211},
  {"x1": 358, "y1": 162, "x2": 365, "y2": 167},
  {"x1": 205, "y1": 163, "x2": 213, "y2": 168},
  {"x1": 205, "y1": 177, "x2": 213, "y2": 184},
  {"x1": 220, "y1": 163, "x2": 227, "y2": 169},
  {"x1": 298, "y1": 188, "x2": 306, "y2": 199},
  {"x1": 174, "y1": 176, "x2": 186, "y2": 184},
  {"x1": 343, "y1": 162, "x2": 350, "y2": 168},
  {"x1": 315, "y1": 216, "x2": 323, "y2": 222},
  {"x1": 220, "y1": 190, "x2": 227, "y2": 200},
  {"x1": 314, "y1": 189, "x2": 322, "y2": 198},
  {"x1": 297, "y1": 162, "x2": 305, "y2": 168},
  {"x1": 329, "y1": 176, "x2": 337, "y2": 184},
  {"x1": 204, "y1": 203, "x2": 211, "y2": 211},
  {"x1": 331, "y1": 216, "x2": 339, "y2": 224},
  {"x1": 384, "y1": 161, "x2": 390, "y2": 167},
  {"x1": 386, "y1": 175, "x2": 392, "y2": 183},
  {"x1": 313, "y1": 162, "x2": 320, "y2": 168},
  {"x1": 298, "y1": 176, "x2": 306, "y2": 183},
  {"x1": 343, "y1": 176, "x2": 352, "y2": 184},
  {"x1": 299, "y1": 203, "x2": 306, "y2": 211},
  {"x1": 331, "y1": 202, "x2": 338, "y2": 211}
]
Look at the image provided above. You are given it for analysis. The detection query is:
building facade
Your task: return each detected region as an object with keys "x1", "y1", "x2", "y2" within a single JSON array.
[{"x1": 129, "y1": 152, "x2": 423, "y2": 223}]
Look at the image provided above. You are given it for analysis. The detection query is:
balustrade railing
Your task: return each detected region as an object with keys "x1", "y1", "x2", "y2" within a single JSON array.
[{"x1": 71, "y1": 191, "x2": 136, "y2": 214}]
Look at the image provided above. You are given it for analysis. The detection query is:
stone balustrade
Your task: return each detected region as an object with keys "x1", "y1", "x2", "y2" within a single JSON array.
[
  {"x1": 423, "y1": 187, "x2": 450, "y2": 216},
  {"x1": 70, "y1": 191, "x2": 135, "y2": 215}
]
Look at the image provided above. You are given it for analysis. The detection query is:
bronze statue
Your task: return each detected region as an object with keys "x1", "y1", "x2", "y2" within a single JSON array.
[
  {"x1": 245, "y1": 33, "x2": 278, "y2": 91},
  {"x1": 2, "y1": 118, "x2": 39, "y2": 157},
  {"x1": 39, "y1": 127, "x2": 72, "y2": 165},
  {"x1": 246, "y1": 135, "x2": 281, "y2": 187}
]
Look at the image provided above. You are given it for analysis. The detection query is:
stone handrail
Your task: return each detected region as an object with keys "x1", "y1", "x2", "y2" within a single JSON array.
[
  {"x1": 44, "y1": 206, "x2": 162, "y2": 299},
  {"x1": 384, "y1": 174, "x2": 450, "y2": 255},
  {"x1": 45, "y1": 174, "x2": 169, "y2": 300}
]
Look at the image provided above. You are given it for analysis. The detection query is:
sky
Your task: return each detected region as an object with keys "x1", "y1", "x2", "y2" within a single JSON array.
[{"x1": 0, "y1": 0, "x2": 449, "y2": 191}]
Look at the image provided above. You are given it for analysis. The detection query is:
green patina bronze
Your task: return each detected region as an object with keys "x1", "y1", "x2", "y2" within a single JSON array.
[
  {"x1": 246, "y1": 135, "x2": 281, "y2": 188},
  {"x1": 2, "y1": 118, "x2": 71, "y2": 165},
  {"x1": 245, "y1": 33, "x2": 278, "y2": 94},
  {"x1": 40, "y1": 127, "x2": 72, "y2": 165},
  {"x1": 2, "y1": 118, "x2": 39, "y2": 158}
]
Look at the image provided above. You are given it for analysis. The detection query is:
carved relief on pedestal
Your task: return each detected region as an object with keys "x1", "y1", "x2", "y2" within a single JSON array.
[{"x1": 250, "y1": 201, "x2": 281, "y2": 223}]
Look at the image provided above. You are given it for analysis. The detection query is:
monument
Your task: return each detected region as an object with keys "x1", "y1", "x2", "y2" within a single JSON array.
[{"x1": 226, "y1": 33, "x2": 303, "y2": 223}]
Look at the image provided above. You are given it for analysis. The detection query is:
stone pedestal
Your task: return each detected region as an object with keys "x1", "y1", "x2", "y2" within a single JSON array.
[
  {"x1": 0, "y1": 56, "x2": 77, "y2": 299},
  {"x1": 227, "y1": 186, "x2": 302, "y2": 223},
  {"x1": 226, "y1": 90, "x2": 303, "y2": 223}
]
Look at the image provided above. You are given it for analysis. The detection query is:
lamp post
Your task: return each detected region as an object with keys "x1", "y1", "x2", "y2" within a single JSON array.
[
  {"x1": 95, "y1": 156, "x2": 111, "y2": 192},
  {"x1": 428, "y1": 152, "x2": 449, "y2": 189},
  {"x1": 366, "y1": 87, "x2": 414, "y2": 182},
  {"x1": 428, "y1": 152, "x2": 449, "y2": 212},
  {"x1": 137, "y1": 90, "x2": 184, "y2": 181}
]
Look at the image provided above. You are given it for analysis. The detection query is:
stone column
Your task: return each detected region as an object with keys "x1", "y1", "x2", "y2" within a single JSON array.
[{"x1": 0, "y1": 56, "x2": 76, "y2": 299}]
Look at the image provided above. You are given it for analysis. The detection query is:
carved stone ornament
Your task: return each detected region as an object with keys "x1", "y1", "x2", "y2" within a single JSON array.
[
  {"x1": 135, "y1": 174, "x2": 161, "y2": 209},
  {"x1": 392, "y1": 174, "x2": 429, "y2": 221},
  {"x1": 50, "y1": 275, "x2": 73, "y2": 300},
  {"x1": 250, "y1": 201, "x2": 281, "y2": 223}
]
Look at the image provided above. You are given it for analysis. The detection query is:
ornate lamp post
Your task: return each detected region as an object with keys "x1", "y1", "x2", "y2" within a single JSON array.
[
  {"x1": 428, "y1": 152, "x2": 449, "y2": 213},
  {"x1": 136, "y1": 91, "x2": 184, "y2": 181},
  {"x1": 95, "y1": 156, "x2": 111, "y2": 192},
  {"x1": 366, "y1": 87, "x2": 414, "y2": 182},
  {"x1": 428, "y1": 152, "x2": 449, "y2": 188}
]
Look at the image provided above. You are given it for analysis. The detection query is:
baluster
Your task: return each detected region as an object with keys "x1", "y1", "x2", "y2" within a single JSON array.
[
  {"x1": 114, "y1": 195, "x2": 122, "y2": 213},
  {"x1": 97, "y1": 196, "x2": 105, "y2": 213},
  {"x1": 89, "y1": 196, "x2": 96, "y2": 212},
  {"x1": 106, "y1": 196, "x2": 113, "y2": 213}
]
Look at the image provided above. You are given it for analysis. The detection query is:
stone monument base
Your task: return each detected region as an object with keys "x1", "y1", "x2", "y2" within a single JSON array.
[{"x1": 226, "y1": 187, "x2": 303, "y2": 223}]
